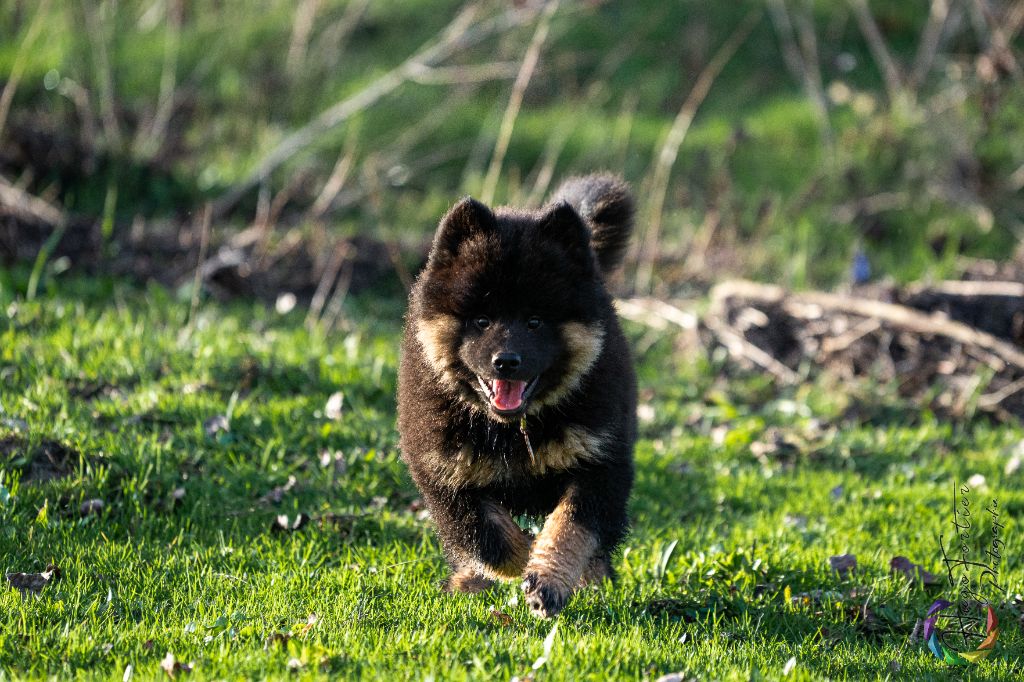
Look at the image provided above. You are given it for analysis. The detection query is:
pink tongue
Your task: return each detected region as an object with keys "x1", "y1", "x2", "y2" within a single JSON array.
[{"x1": 492, "y1": 379, "x2": 526, "y2": 411}]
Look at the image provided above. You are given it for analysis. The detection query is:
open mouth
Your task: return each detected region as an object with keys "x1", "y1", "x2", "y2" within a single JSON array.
[{"x1": 476, "y1": 376, "x2": 539, "y2": 415}]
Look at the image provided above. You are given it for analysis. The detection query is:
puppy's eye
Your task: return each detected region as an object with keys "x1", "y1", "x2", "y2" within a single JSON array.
[
  {"x1": 474, "y1": 316, "x2": 491, "y2": 330},
  {"x1": 527, "y1": 316, "x2": 542, "y2": 330}
]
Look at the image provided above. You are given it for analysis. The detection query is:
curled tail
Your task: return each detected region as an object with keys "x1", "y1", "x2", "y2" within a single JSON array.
[{"x1": 551, "y1": 173, "x2": 635, "y2": 276}]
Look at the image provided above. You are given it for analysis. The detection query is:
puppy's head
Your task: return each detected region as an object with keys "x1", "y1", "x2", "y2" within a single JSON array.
[{"x1": 412, "y1": 197, "x2": 607, "y2": 421}]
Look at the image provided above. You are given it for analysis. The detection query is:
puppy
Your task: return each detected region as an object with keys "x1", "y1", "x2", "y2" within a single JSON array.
[{"x1": 397, "y1": 174, "x2": 637, "y2": 618}]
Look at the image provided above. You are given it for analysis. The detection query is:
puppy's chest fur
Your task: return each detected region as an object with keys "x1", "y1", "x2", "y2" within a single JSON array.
[{"x1": 430, "y1": 416, "x2": 607, "y2": 489}]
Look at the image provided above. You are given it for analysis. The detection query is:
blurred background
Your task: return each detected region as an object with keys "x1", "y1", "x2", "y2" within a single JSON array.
[{"x1": 0, "y1": 0, "x2": 1022, "y2": 304}]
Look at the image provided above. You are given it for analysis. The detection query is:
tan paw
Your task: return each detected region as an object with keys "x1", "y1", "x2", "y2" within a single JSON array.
[
  {"x1": 521, "y1": 572, "x2": 571, "y2": 619},
  {"x1": 444, "y1": 569, "x2": 494, "y2": 594}
]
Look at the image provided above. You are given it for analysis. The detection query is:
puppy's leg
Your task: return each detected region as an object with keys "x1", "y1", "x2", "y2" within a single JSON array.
[
  {"x1": 522, "y1": 465, "x2": 631, "y2": 618},
  {"x1": 424, "y1": 489, "x2": 532, "y2": 590}
]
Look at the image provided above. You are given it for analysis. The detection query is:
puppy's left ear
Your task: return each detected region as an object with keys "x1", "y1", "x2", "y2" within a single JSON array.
[{"x1": 539, "y1": 201, "x2": 594, "y2": 266}]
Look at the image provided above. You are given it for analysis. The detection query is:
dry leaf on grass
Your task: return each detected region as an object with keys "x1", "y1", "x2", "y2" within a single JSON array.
[
  {"x1": 80, "y1": 498, "x2": 105, "y2": 515},
  {"x1": 489, "y1": 606, "x2": 514, "y2": 627},
  {"x1": 259, "y1": 475, "x2": 297, "y2": 504},
  {"x1": 159, "y1": 652, "x2": 192, "y2": 677},
  {"x1": 203, "y1": 415, "x2": 229, "y2": 437},
  {"x1": 324, "y1": 392, "x2": 344, "y2": 420},
  {"x1": 6, "y1": 564, "x2": 61, "y2": 597},
  {"x1": 829, "y1": 554, "x2": 857, "y2": 580},
  {"x1": 264, "y1": 632, "x2": 290, "y2": 650},
  {"x1": 890, "y1": 556, "x2": 942, "y2": 585},
  {"x1": 271, "y1": 513, "x2": 310, "y2": 532}
]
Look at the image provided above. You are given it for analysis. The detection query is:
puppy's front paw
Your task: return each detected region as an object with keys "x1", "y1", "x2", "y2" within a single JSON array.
[
  {"x1": 521, "y1": 572, "x2": 569, "y2": 619},
  {"x1": 444, "y1": 569, "x2": 494, "y2": 594}
]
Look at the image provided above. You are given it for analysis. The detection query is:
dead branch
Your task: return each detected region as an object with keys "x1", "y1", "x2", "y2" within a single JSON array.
[
  {"x1": 81, "y1": 0, "x2": 124, "y2": 150},
  {"x1": 286, "y1": 0, "x2": 322, "y2": 77},
  {"x1": 616, "y1": 297, "x2": 699, "y2": 331},
  {"x1": 0, "y1": 0, "x2": 50, "y2": 143},
  {"x1": 480, "y1": 0, "x2": 560, "y2": 205},
  {"x1": 635, "y1": 9, "x2": 762, "y2": 294},
  {"x1": 712, "y1": 280, "x2": 1024, "y2": 371},
  {"x1": 848, "y1": 0, "x2": 904, "y2": 101},
  {"x1": 971, "y1": 0, "x2": 1023, "y2": 79},
  {"x1": 134, "y1": 0, "x2": 183, "y2": 160},
  {"x1": 0, "y1": 175, "x2": 68, "y2": 227},
  {"x1": 213, "y1": 3, "x2": 540, "y2": 217},
  {"x1": 910, "y1": 0, "x2": 950, "y2": 88},
  {"x1": 905, "y1": 280, "x2": 1024, "y2": 298}
]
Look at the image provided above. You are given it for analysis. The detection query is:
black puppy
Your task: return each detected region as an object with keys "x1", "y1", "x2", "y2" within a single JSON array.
[{"x1": 397, "y1": 174, "x2": 637, "y2": 618}]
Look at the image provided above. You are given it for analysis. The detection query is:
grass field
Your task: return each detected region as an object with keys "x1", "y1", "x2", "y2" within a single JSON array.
[{"x1": 1, "y1": 279, "x2": 1021, "y2": 680}]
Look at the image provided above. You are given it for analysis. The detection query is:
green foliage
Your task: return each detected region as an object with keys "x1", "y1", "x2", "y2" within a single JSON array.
[{"x1": 2, "y1": 1, "x2": 1020, "y2": 289}]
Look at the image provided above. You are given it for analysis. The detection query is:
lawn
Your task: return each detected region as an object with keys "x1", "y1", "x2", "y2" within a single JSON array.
[{"x1": 1, "y1": 279, "x2": 1021, "y2": 680}]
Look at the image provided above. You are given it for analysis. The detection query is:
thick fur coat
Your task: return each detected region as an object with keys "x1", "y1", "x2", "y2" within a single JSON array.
[{"x1": 397, "y1": 174, "x2": 637, "y2": 618}]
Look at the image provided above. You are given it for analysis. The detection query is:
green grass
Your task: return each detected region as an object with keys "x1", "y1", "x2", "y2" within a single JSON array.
[{"x1": 1, "y1": 279, "x2": 1022, "y2": 680}]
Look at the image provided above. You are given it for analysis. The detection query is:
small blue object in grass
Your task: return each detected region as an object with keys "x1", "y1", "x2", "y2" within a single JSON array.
[{"x1": 851, "y1": 250, "x2": 871, "y2": 284}]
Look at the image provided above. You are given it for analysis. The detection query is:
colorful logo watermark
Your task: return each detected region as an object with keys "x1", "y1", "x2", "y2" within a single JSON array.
[
  {"x1": 923, "y1": 599, "x2": 999, "y2": 665},
  {"x1": 927, "y1": 481, "x2": 1005, "y2": 665}
]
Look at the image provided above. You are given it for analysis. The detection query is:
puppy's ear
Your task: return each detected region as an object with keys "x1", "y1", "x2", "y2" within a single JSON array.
[
  {"x1": 538, "y1": 201, "x2": 594, "y2": 266},
  {"x1": 428, "y1": 197, "x2": 495, "y2": 265}
]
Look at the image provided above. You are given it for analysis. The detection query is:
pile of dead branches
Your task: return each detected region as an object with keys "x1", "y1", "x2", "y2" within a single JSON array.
[{"x1": 702, "y1": 279, "x2": 1024, "y2": 422}]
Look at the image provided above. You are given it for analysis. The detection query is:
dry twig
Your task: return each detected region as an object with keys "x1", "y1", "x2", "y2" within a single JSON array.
[
  {"x1": 480, "y1": 0, "x2": 560, "y2": 205},
  {"x1": 214, "y1": 3, "x2": 540, "y2": 217},
  {"x1": 635, "y1": 9, "x2": 762, "y2": 293}
]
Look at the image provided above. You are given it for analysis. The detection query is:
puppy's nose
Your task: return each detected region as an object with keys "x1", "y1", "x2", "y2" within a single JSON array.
[{"x1": 492, "y1": 351, "x2": 522, "y2": 375}]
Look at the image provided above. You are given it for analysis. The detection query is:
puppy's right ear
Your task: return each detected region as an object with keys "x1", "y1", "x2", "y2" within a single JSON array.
[{"x1": 428, "y1": 197, "x2": 495, "y2": 265}]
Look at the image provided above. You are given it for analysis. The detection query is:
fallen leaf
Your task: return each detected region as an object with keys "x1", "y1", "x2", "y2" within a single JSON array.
[
  {"x1": 203, "y1": 415, "x2": 229, "y2": 437},
  {"x1": 6, "y1": 564, "x2": 61, "y2": 597},
  {"x1": 260, "y1": 476, "x2": 298, "y2": 505},
  {"x1": 143, "y1": 640, "x2": 155, "y2": 651},
  {"x1": 1, "y1": 417, "x2": 28, "y2": 431},
  {"x1": 80, "y1": 498, "x2": 105, "y2": 516},
  {"x1": 264, "y1": 632, "x2": 290, "y2": 650},
  {"x1": 123, "y1": 663, "x2": 133, "y2": 682},
  {"x1": 160, "y1": 652, "x2": 192, "y2": 678},
  {"x1": 319, "y1": 450, "x2": 347, "y2": 478},
  {"x1": 966, "y1": 473, "x2": 987, "y2": 489},
  {"x1": 489, "y1": 606, "x2": 513, "y2": 627},
  {"x1": 275, "y1": 293, "x2": 297, "y2": 314},
  {"x1": 782, "y1": 656, "x2": 797, "y2": 676},
  {"x1": 324, "y1": 392, "x2": 344, "y2": 420},
  {"x1": 271, "y1": 513, "x2": 310, "y2": 532},
  {"x1": 829, "y1": 554, "x2": 857, "y2": 580},
  {"x1": 783, "y1": 514, "x2": 807, "y2": 530},
  {"x1": 294, "y1": 613, "x2": 319, "y2": 637},
  {"x1": 890, "y1": 556, "x2": 942, "y2": 585}
]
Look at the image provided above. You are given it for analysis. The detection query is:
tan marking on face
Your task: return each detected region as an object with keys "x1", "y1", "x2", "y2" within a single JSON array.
[
  {"x1": 530, "y1": 322, "x2": 605, "y2": 413},
  {"x1": 479, "y1": 500, "x2": 532, "y2": 580},
  {"x1": 415, "y1": 315, "x2": 461, "y2": 386},
  {"x1": 530, "y1": 427, "x2": 607, "y2": 475},
  {"x1": 524, "y1": 490, "x2": 599, "y2": 600}
]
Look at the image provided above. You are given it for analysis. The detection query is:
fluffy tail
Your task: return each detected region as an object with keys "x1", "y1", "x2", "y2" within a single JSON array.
[{"x1": 551, "y1": 173, "x2": 635, "y2": 276}]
